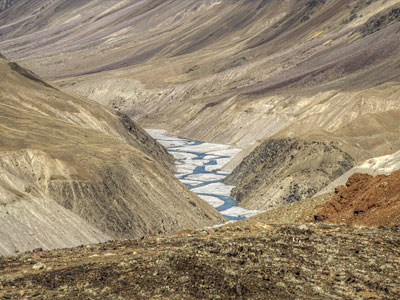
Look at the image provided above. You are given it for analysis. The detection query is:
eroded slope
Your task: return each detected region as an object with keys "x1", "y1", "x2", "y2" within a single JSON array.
[
  {"x1": 0, "y1": 55, "x2": 224, "y2": 255},
  {"x1": 2, "y1": 0, "x2": 400, "y2": 214},
  {"x1": 0, "y1": 1, "x2": 399, "y2": 147},
  {"x1": 224, "y1": 138, "x2": 354, "y2": 210}
]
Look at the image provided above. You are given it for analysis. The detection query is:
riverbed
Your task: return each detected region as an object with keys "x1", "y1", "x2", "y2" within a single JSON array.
[{"x1": 147, "y1": 129, "x2": 260, "y2": 220}]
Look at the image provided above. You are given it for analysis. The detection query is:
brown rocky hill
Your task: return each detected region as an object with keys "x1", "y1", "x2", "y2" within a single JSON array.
[
  {"x1": 232, "y1": 150, "x2": 400, "y2": 226},
  {"x1": 313, "y1": 171, "x2": 400, "y2": 227},
  {"x1": 223, "y1": 107, "x2": 400, "y2": 209},
  {"x1": 0, "y1": 55, "x2": 224, "y2": 256}
]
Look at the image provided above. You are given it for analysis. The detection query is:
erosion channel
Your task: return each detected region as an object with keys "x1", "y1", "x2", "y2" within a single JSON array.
[{"x1": 147, "y1": 129, "x2": 260, "y2": 220}]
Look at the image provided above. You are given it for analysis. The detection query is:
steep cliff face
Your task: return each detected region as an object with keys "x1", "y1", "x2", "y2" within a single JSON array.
[{"x1": 0, "y1": 55, "x2": 224, "y2": 256}]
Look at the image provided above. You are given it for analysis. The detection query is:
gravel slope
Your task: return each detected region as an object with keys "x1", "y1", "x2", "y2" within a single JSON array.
[{"x1": 0, "y1": 223, "x2": 399, "y2": 299}]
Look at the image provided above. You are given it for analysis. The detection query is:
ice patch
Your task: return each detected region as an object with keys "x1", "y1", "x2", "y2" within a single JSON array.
[
  {"x1": 198, "y1": 195, "x2": 225, "y2": 207},
  {"x1": 147, "y1": 129, "x2": 263, "y2": 220},
  {"x1": 190, "y1": 182, "x2": 235, "y2": 196},
  {"x1": 220, "y1": 207, "x2": 261, "y2": 219},
  {"x1": 184, "y1": 173, "x2": 226, "y2": 182}
]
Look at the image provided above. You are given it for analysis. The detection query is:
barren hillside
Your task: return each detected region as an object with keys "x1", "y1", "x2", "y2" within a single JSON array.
[
  {"x1": 314, "y1": 170, "x2": 400, "y2": 227},
  {"x1": 0, "y1": 0, "x2": 399, "y2": 146},
  {"x1": 1, "y1": 2, "x2": 400, "y2": 298},
  {"x1": 0, "y1": 55, "x2": 224, "y2": 256},
  {"x1": 1, "y1": 0, "x2": 400, "y2": 211},
  {"x1": 1, "y1": 223, "x2": 399, "y2": 299}
]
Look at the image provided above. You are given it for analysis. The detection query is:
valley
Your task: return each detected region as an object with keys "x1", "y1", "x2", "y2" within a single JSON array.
[
  {"x1": 147, "y1": 129, "x2": 260, "y2": 220},
  {"x1": 0, "y1": 0, "x2": 400, "y2": 298},
  {"x1": 0, "y1": 53, "x2": 224, "y2": 256},
  {"x1": 2, "y1": 0, "x2": 400, "y2": 212}
]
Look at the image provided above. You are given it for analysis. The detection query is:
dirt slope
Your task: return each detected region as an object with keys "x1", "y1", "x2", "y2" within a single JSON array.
[
  {"x1": 313, "y1": 171, "x2": 400, "y2": 227},
  {"x1": 0, "y1": 55, "x2": 224, "y2": 256},
  {"x1": 0, "y1": 0, "x2": 399, "y2": 147}
]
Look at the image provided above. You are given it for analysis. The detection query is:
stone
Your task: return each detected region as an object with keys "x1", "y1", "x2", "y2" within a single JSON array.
[{"x1": 32, "y1": 262, "x2": 45, "y2": 270}]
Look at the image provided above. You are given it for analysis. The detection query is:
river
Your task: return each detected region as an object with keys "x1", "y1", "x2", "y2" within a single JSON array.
[{"x1": 147, "y1": 129, "x2": 260, "y2": 220}]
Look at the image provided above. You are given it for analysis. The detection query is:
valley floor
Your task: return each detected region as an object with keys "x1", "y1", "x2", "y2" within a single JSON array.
[
  {"x1": 147, "y1": 129, "x2": 260, "y2": 220},
  {"x1": 0, "y1": 223, "x2": 399, "y2": 299}
]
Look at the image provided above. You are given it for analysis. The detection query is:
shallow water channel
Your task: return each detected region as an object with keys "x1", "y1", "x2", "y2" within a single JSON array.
[{"x1": 147, "y1": 129, "x2": 259, "y2": 220}]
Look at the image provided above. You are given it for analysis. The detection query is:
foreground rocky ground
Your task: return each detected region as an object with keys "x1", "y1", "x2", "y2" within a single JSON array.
[{"x1": 1, "y1": 223, "x2": 399, "y2": 300}]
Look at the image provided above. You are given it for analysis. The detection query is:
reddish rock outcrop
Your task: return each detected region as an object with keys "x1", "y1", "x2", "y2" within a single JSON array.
[{"x1": 314, "y1": 170, "x2": 400, "y2": 226}]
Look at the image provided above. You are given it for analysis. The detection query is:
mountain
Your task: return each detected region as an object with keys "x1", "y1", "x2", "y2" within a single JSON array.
[
  {"x1": 0, "y1": 2, "x2": 400, "y2": 298},
  {"x1": 0, "y1": 0, "x2": 398, "y2": 142},
  {"x1": 1, "y1": 0, "x2": 400, "y2": 212},
  {"x1": 0, "y1": 54, "x2": 224, "y2": 256}
]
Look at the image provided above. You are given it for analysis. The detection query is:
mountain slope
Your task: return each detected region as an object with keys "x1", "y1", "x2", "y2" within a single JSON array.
[
  {"x1": 1, "y1": 0, "x2": 400, "y2": 212},
  {"x1": 224, "y1": 138, "x2": 355, "y2": 210},
  {"x1": 0, "y1": 55, "x2": 224, "y2": 256},
  {"x1": 1, "y1": 223, "x2": 399, "y2": 299},
  {"x1": 314, "y1": 170, "x2": 400, "y2": 227},
  {"x1": 0, "y1": 0, "x2": 399, "y2": 147}
]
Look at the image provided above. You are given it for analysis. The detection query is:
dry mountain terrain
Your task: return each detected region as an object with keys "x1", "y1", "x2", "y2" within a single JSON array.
[
  {"x1": 1, "y1": 0, "x2": 400, "y2": 211},
  {"x1": 0, "y1": 54, "x2": 224, "y2": 256},
  {"x1": 1, "y1": 2, "x2": 400, "y2": 298},
  {"x1": 0, "y1": 223, "x2": 399, "y2": 299}
]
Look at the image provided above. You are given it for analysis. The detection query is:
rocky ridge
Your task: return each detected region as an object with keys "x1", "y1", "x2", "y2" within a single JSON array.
[
  {"x1": 314, "y1": 170, "x2": 400, "y2": 227},
  {"x1": 224, "y1": 138, "x2": 355, "y2": 211}
]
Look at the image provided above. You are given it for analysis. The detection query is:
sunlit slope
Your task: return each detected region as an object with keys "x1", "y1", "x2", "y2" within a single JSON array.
[
  {"x1": 1, "y1": 0, "x2": 400, "y2": 213},
  {"x1": 0, "y1": 55, "x2": 224, "y2": 255},
  {"x1": 0, "y1": 0, "x2": 399, "y2": 149}
]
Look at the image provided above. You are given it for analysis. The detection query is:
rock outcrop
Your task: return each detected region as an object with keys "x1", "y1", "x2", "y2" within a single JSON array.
[
  {"x1": 313, "y1": 171, "x2": 400, "y2": 226},
  {"x1": 224, "y1": 138, "x2": 354, "y2": 211}
]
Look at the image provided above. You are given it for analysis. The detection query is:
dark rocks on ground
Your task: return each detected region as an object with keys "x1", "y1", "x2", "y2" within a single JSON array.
[
  {"x1": 0, "y1": 224, "x2": 399, "y2": 299},
  {"x1": 360, "y1": 6, "x2": 400, "y2": 36}
]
